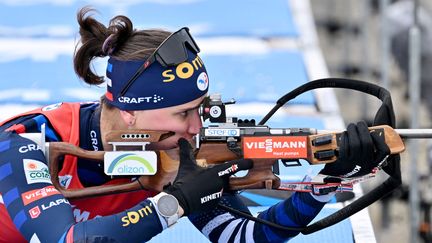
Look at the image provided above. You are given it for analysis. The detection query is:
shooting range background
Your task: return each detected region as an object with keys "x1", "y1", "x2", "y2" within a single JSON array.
[
  {"x1": 1, "y1": 0, "x2": 430, "y2": 242},
  {"x1": 312, "y1": 1, "x2": 432, "y2": 243}
]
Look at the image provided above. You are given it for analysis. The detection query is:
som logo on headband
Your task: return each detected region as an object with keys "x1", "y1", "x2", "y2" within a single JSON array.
[{"x1": 162, "y1": 56, "x2": 204, "y2": 83}]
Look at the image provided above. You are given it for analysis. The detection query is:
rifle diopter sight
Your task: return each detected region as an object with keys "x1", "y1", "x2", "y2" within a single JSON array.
[{"x1": 199, "y1": 93, "x2": 236, "y2": 123}]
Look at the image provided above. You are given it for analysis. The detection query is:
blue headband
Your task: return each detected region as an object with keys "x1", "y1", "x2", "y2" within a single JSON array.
[{"x1": 105, "y1": 49, "x2": 209, "y2": 110}]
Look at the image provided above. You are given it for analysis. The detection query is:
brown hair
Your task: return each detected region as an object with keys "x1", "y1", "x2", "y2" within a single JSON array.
[{"x1": 73, "y1": 7, "x2": 171, "y2": 108}]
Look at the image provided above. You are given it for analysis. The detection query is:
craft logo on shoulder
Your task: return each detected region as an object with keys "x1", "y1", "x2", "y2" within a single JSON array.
[
  {"x1": 19, "y1": 144, "x2": 41, "y2": 153},
  {"x1": 104, "y1": 151, "x2": 157, "y2": 176},
  {"x1": 197, "y1": 72, "x2": 209, "y2": 91},
  {"x1": 21, "y1": 185, "x2": 60, "y2": 205},
  {"x1": 23, "y1": 159, "x2": 51, "y2": 184},
  {"x1": 42, "y1": 102, "x2": 62, "y2": 111},
  {"x1": 90, "y1": 130, "x2": 99, "y2": 151},
  {"x1": 242, "y1": 136, "x2": 307, "y2": 159}
]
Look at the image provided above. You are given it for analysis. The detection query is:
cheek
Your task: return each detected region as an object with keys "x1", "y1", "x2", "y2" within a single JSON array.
[{"x1": 168, "y1": 120, "x2": 190, "y2": 134}]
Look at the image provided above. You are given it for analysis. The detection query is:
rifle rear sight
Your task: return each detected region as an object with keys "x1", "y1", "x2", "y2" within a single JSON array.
[
  {"x1": 199, "y1": 94, "x2": 258, "y2": 125},
  {"x1": 199, "y1": 93, "x2": 236, "y2": 123}
]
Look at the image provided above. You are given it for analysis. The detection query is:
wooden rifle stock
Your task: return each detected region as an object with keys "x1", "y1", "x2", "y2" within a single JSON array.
[
  {"x1": 49, "y1": 131, "x2": 181, "y2": 199},
  {"x1": 49, "y1": 142, "x2": 180, "y2": 199},
  {"x1": 48, "y1": 125, "x2": 405, "y2": 199}
]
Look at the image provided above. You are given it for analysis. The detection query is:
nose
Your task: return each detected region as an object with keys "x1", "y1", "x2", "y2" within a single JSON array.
[{"x1": 187, "y1": 110, "x2": 202, "y2": 135}]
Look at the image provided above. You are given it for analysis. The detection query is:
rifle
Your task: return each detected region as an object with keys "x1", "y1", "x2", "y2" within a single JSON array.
[
  {"x1": 46, "y1": 92, "x2": 408, "y2": 199},
  {"x1": 42, "y1": 78, "x2": 432, "y2": 233}
]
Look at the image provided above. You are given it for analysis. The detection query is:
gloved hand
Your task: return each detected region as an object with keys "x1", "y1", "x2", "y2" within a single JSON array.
[
  {"x1": 164, "y1": 138, "x2": 253, "y2": 216},
  {"x1": 319, "y1": 121, "x2": 390, "y2": 178}
]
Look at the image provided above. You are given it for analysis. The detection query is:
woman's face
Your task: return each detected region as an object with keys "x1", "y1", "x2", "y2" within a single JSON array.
[{"x1": 133, "y1": 95, "x2": 205, "y2": 150}]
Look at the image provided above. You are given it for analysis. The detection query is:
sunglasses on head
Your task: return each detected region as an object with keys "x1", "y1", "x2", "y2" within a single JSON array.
[{"x1": 119, "y1": 27, "x2": 200, "y2": 97}]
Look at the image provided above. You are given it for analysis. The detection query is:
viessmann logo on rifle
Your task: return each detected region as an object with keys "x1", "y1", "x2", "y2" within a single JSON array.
[{"x1": 242, "y1": 136, "x2": 307, "y2": 159}]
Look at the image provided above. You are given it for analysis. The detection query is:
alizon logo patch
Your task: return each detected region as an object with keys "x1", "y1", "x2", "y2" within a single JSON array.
[
  {"x1": 104, "y1": 151, "x2": 157, "y2": 176},
  {"x1": 242, "y1": 136, "x2": 308, "y2": 159}
]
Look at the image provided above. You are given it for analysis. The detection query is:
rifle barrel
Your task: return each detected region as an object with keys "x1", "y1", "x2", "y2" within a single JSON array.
[{"x1": 395, "y1": 129, "x2": 432, "y2": 139}]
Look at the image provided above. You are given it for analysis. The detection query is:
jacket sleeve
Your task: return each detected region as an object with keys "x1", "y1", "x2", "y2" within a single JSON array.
[{"x1": 188, "y1": 191, "x2": 327, "y2": 243}]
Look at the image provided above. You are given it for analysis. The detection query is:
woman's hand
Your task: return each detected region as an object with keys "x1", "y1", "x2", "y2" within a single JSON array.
[
  {"x1": 319, "y1": 121, "x2": 390, "y2": 178},
  {"x1": 164, "y1": 138, "x2": 253, "y2": 216}
]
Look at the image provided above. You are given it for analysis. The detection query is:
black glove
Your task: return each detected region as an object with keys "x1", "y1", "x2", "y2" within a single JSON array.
[
  {"x1": 319, "y1": 121, "x2": 390, "y2": 178},
  {"x1": 164, "y1": 138, "x2": 253, "y2": 216}
]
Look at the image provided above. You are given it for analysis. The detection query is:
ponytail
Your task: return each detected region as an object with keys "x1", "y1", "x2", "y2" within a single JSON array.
[{"x1": 73, "y1": 7, "x2": 171, "y2": 91}]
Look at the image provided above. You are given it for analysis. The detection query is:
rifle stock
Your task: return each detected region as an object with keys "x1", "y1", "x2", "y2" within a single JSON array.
[{"x1": 48, "y1": 142, "x2": 180, "y2": 199}]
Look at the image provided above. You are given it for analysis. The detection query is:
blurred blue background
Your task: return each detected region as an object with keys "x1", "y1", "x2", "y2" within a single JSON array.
[{"x1": 0, "y1": 1, "x2": 358, "y2": 242}]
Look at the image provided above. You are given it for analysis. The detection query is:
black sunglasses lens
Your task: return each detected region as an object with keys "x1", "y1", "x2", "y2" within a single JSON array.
[
  {"x1": 156, "y1": 38, "x2": 188, "y2": 66},
  {"x1": 155, "y1": 29, "x2": 200, "y2": 67},
  {"x1": 179, "y1": 29, "x2": 200, "y2": 53}
]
